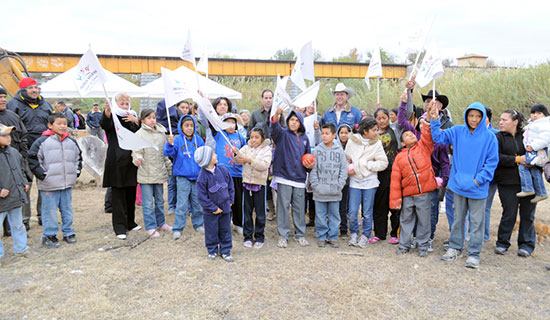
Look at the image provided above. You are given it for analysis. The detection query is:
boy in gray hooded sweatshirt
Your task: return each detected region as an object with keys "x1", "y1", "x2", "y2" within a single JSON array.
[{"x1": 310, "y1": 123, "x2": 348, "y2": 248}]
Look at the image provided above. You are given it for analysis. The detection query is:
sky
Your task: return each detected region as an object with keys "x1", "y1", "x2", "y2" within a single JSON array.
[{"x1": 2, "y1": 0, "x2": 549, "y2": 67}]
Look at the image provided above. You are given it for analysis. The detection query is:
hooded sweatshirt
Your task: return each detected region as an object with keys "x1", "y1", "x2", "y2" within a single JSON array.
[
  {"x1": 310, "y1": 142, "x2": 348, "y2": 202},
  {"x1": 0, "y1": 107, "x2": 29, "y2": 158},
  {"x1": 164, "y1": 115, "x2": 204, "y2": 180},
  {"x1": 208, "y1": 125, "x2": 247, "y2": 178},
  {"x1": 156, "y1": 99, "x2": 181, "y2": 131},
  {"x1": 431, "y1": 102, "x2": 498, "y2": 199},
  {"x1": 270, "y1": 110, "x2": 311, "y2": 184},
  {"x1": 7, "y1": 89, "x2": 53, "y2": 147}
]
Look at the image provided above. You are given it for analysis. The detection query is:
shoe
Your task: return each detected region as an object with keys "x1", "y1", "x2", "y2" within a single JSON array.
[
  {"x1": 243, "y1": 240, "x2": 253, "y2": 248},
  {"x1": 277, "y1": 237, "x2": 288, "y2": 248},
  {"x1": 494, "y1": 246, "x2": 507, "y2": 255},
  {"x1": 147, "y1": 229, "x2": 160, "y2": 238},
  {"x1": 221, "y1": 253, "x2": 235, "y2": 262},
  {"x1": 395, "y1": 247, "x2": 409, "y2": 255},
  {"x1": 63, "y1": 234, "x2": 77, "y2": 244},
  {"x1": 317, "y1": 240, "x2": 326, "y2": 247},
  {"x1": 418, "y1": 249, "x2": 428, "y2": 257},
  {"x1": 348, "y1": 233, "x2": 358, "y2": 247},
  {"x1": 531, "y1": 195, "x2": 548, "y2": 203},
  {"x1": 518, "y1": 248, "x2": 531, "y2": 257},
  {"x1": 207, "y1": 253, "x2": 217, "y2": 260},
  {"x1": 306, "y1": 221, "x2": 315, "y2": 227},
  {"x1": 172, "y1": 231, "x2": 182, "y2": 240},
  {"x1": 233, "y1": 225, "x2": 243, "y2": 235},
  {"x1": 340, "y1": 230, "x2": 348, "y2": 238},
  {"x1": 159, "y1": 224, "x2": 172, "y2": 231},
  {"x1": 410, "y1": 238, "x2": 417, "y2": 249},
  {"x1": 368, "y1": 236, "x2": 380, "y2": 244},
  {"x1": 294, "y1": 237, "x2": 309, "y2": 246},
  {"x1": 357, "y1": 235, "x2": 369, "y2": 248},
  {"x1": 116, "y1": 234, "x2": 127, "y2": 240},
  {"x1": 38, "y1": 216, "x2": 42, "y2": 226},
  {"x1": 427, "y1": 239, "x2": 434, "y2": 252},
  {"x1": 465, "y1": 256, "x2": 480, "y2": 269},
  {"x1": 253, "y1": 242, "x2": 264, "y2": 249},
  {"x1": 328, "y1": 240, "x2": 340, "y2": 248},
  {"x1": 195, "y1": 226, "x2": 205, "y2": 233},
  {"x1": 389, "y1": 237, "x2": 399, "y2": 244},
  {"x1": 516, "y1": 191, "x2": 535, "y2": 197},
  {"x1": 24, "y1": 221, "x2": 30, "y2": 231},
  {"x1": 42, "y1": 236, "x2": 60, "y2": 249},
  {"x1": 443, "y1": 239, "x2": 450, "y2": 251},
  {"x1": 441, "y1": 248, "x2": 462, "y2": 261},
  {"x1": 167, "y1": 209, "x2": 175, "y2": 215},
  {"x1": 130, "y1": 225, "x2": 142, "y2": 231}
]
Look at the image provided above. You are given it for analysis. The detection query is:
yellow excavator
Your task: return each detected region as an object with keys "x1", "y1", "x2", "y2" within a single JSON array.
[{"x1": 0, "y1": 47, "x2": 30, "y2": 96}]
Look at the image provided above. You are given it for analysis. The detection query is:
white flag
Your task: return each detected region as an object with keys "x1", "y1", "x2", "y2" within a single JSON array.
[
  {"x1": 401, "y1": 16, "x2": 436, "y2": 55},
  {"x1": 109, "y1": 96, "x2": 158, "y2": 151},
  {"x1": 161, "y1": 67, "x2": 195, "y2": 109},
  {"x1": 74, "y1": 47, "x2": 108, "y2": 96},
  {"x1": 196, "y1": 96, "x2": 231, "y2": 132},
  {"x1": 365, "y1": 46, "x2": 383, "y2": 90},
  {"x1": 300, "y1": 41, "x2": 315, "y2": 81},
  {"x1": 292, "y1": 81, "x2": 320, "y2": 109},
  {"x1": 415, "y1": 42, "x2": 444, "y2": 88},
  {"x1": 197, "y1": 50, "x2": 208, "y2": 74},
  {"x1": 181, "y1": 30, "x2": 196, "y2": 66},
  {"x1": 270, "y1": 75, "x2": 292, "y2": 119},
  {"x1": 290, "y1": 55, "x2": 307, "y2": 91}
]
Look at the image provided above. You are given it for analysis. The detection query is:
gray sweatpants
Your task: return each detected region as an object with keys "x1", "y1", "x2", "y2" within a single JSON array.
[
  {"x1": 399, "y1": 193, "x2": 431, "y2": 250},
  {"x1": 276, "y1": 183, "x2": 306, "y2": 239}
]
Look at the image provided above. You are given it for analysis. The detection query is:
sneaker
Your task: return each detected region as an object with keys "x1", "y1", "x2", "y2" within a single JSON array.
[
  {"x1": 130, "y1": 225, "x2": 142, "y2": 231},
  {"x1": 277, "y1": 237, "x2": 288, "y2": 248},
  {"x1": 167, "y1": 209, "x2": 176, "y2": 215},
  {"x1": 243, "y1": 240, "x2": 253, "y2": 248},
  {"x1": 369, "y1": 236, "x2": 380, "y2": 244},
  {"x1": 516, "y1": 191, "x2": 535, "y2": 197},
  {"x1": 441, "y1": 248, "x2": 463, "y2": 261},
  {"x1": 348, "y1": 233, "x2": 358, "y2": 247},
  {"x1": 340, "y1": 230, "x2": 348, "y2": 238},
  {"x1": 518, "y1": 248, "x2": 531, "y2": 257},
  {"x1": 195, "y1": 226, "x2": 205, "y2": 233},
  {"x1": 233, "y1": 225, "x2": 243, "y2": 235},
  {"x1": 42, "y1": 236, "x2": 60, "y2": 249},
  {"x1": 465, "y1": 256, "x2": 480, "y2": 269},
  {"x1": 294, "y1": 237, "x2": 309, "y2": 246},
  {"x1": 172, "y1": 231, "x2": 182, "y2": 240},
  {"x1": 427, "y1": 239, "x2": 434, "y2": 252},
  {"x1": 207, "y1": 253, "x2": 217, "y2": 260},
  {"x1": 328, "y1": 240, "x2": 340, "y2": 248},
  {"x1": 63, "y1": 234, "x2": 77, "y2": 244},
  {"x1": 253, "y1": 242, "x2": 264, "y2": 249},
  {"x1": 395, "y1": 247, "x2": 409, "y2": 255},
  {"x1": 317, "y1": 240, "x2": 326, "y2": 247},
  {"x1": 159, "y1": 224, "x2": 172, "y2": 231},
  {"x1": 389, "y1": 237, "x2": 399, "y2": 244},
  {"x1": 410, "y1": 238, "x2": 417, "y2": 249},
  {"x1": 357, "y1": 235, "x2": 369, "y2": 248},
  {"x1": 147, "y1": 229, "x2": 160, "y2": 238},
  {"x1": 443, "y1": 239, "x2": 450, "y2": 251},
  {"x1": 418, "y1": 249, "x2": 428, "y2": 257},
  {"x1": 494, "y1": 246, "x2": 507, "y2": 255},
  {"x1": 116, "y1": 234, "x2": 127, "y2": 240},
  {"x1": 221, "y1": 253, "x2": 235, "y2": 262},
  {"x1": 531, "y1": 195, "x2": 548, "y2": 203}
]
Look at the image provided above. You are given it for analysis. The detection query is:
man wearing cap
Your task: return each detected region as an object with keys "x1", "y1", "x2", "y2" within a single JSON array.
[
  {"x1": 323, "y1": 83, "x2": 363, "y2": 128},
  {"x1": 421, "y1": 90, "x2": 453, "y2": 129},
  {"x1": 86, "y1": 103, "x2": 103, "y2": 140}
]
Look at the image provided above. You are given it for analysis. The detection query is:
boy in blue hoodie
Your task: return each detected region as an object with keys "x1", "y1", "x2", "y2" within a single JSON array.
[
  {"x1": 430, "y1": 102, "x2": 498, "y2": 269},
  {"x1": 271, "y1": 107, "x2": 313, "y2": 248},
  {"x1": 164, "y1": 115, "x2": 205, "y2": 240}
]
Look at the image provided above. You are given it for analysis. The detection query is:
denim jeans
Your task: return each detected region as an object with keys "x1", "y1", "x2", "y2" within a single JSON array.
[
  {"x1": 449, "y1": 194, "x2": 486, "y2": 259},
  {"x1": 348, "y1": 187, "x2": 377, "y2": 237},
  {"x1": 482, "y1": 182, "x2": 497, "y2": 241},
  {"x1": 315, "y1": 201, "x2": 341, "y2": 241},
  {"x1": 40, "y1": 188, "x2": 74, "y2": 238},
  {"x1": 518, "y1": 164, "x2": 547, "y2": 196},
  {"x1": 88, "y1": 127, "x2": 104, "y2": 141},
  {"x1": 0, "y1": 207, "x2": 28, "y2": 258},
  {"x1": 167, "y1": 175, "x2": 177, "y2": 211},
  {"x1": 140, "y1": 184, "x2": 165, "y2": 230},
  {"x1": 445, "y1": 190, "x2": 454, "y2": 232},
  {"x1": 429, "y1": 189, "x2": 440, "y2": 240},
  {"x1": 174, "y1": 177, "x2": 203, "y2": 232}
]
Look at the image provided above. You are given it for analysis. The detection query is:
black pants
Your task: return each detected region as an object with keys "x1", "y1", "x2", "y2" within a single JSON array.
[
  {"x1": 231, "y1": 177, "x2": 243, "y2": 228},
  {"x1": 306, "y1": 192, "x2": 315, "y2": 223},
  {"x1": 339, "y1": 184, "x2": 350, "y2": 232},
  {"x1": 111, "y1": 186, "x2": 138, "y2": 235},
  {"x1": 104, "y1": 187, "x2": 113, "y2": 213},
  {"x1": 373, "y1": 169, "x2": 400, "y2": 239},
  {"x1": 496, "y1": 184, "x2": 537, "y2": 253},
  {"x1": 243, "y1": 186, "x2": 266, "y2": 242}
]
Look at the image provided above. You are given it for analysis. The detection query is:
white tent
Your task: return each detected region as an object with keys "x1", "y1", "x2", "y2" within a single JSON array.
[
  {"x1": 140, "y1": 66, "x2": 242, "y2": 100},
  {"x1": 40, "y1": 66, "x2": 144, "y2": 98}
]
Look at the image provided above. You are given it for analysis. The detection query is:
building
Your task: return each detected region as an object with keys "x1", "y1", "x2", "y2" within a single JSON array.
[{"x1": 456, "y1": 54, "x2": 489, "y2": 68}]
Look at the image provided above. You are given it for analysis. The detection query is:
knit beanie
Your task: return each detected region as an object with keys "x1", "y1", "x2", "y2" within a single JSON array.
[
  {"x1": 530, "y1": 104, "x2": 549, "y2": 117},
  {"x1": 19, "y1": 77, "x2": 37, "y2": 89},
  {"x1": 194, "y1": 146, "x2": 214, "y2": 168},
  {"x1": 0, "y1": 87, "x2": 6, "y2": 95}
]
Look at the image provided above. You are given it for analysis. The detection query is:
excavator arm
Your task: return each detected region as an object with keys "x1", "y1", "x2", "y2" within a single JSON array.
[{"x1": 0, "y1": 48, "x2": 30, "y2": 96}]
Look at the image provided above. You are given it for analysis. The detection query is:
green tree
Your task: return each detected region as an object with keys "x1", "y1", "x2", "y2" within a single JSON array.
[
  {"x1": 333, "y1": 48, "x2": 362, "y2": 62},
  {"x1": 366, "y1": 48, "x2": 397, "y2": 64},
  {"x1": 272, "y1": 48, "x2": 296, "y2": 61}
]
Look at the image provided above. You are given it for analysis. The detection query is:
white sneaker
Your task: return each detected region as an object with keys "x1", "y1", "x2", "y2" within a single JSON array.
[
  {"x1": 116, "y1": 234, "x2": 127, "y2": 240},
  {"x1": 441, "y1": 248, "x2": 463, "y2": 261},
  {"x1": 277, "y1": 237, "x2": 288, "y2": 248},
  {"x1": 357, "y1": 235, "x2": 369, "y2": 248},
  {"x1": 233, "y1": 225, "x2": 243, "y2": 235},
  {"x1": 243, "y1": 240, "x2": 253, "y2": 248},
  {"x1": 172, "y1": 231, "x2": 182, "y2": 240},
  {"x1": 428, "y1": 239, "x2": 434, "y2": 252},
  {"x1": 348, "y1": 233, "x2": 358, "y2": 246},
  {"x1": 195, "y1": 226, "x2": 205, "y2": 233},
  {"x1": 131, "y1": 225, "x2": 142, "y2": 231},
  {"x1": 294, "y1": 237, "x2": 309, "y2": 246}
]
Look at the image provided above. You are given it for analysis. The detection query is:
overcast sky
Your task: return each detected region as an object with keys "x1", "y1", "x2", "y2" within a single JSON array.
[{"x1": 2, "y1": 0, "x2": 549, "y2": 67}]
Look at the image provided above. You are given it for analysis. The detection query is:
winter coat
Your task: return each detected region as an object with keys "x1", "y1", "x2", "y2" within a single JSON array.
[
  {"x1": 310, "y1": 142, "x2": 348, "y2": 202},
  {"x1": 322, "y1": 103, "x2": 363, "y2": 128},
  {"x1": 132, "y1": 123, "x2": 172, "y2": 184},
  {"x1": 164, "y1": 115, "x2": 204, "y2": 180},
  {"x1": 156, "y1": 99, "x2": 181, "y2": 131},
  {"x1": 344, "y1": 133, "x2": 388, "y2": 180},
  {"x1": 270, "y1": 110, "x2": 311, "y2": 184},
  {"x1": 28, "y1": 130, "x2": 82, "y2": 191},
  {"x1": 0, "y1": 146, "x2": 29, "y2": 212},
  {"x1": 86, "y1": 111, "x2": 102, "y2": 128},
  {"x1": 0, "y1": 108, "x2": 29, "y2": 158},
  {"x1": 389, "y1": 123, "x2": 438, "y2": 209},
  {"x1": 7, "y1": 89, "x2": 53, "y2": 148},
  {"x1": 494, "y1": 131, "x2": 525, "y2": 186},
  {"x1": 239, "y1": 139, "x2": 272, "y2": 186},
  {"x1": 248, "y1": 107, "x2": 284, "y2": 139},
  {"x1": 431, "y1": 102, "x2": 499, "y2": 199},
  {"x1": 59, "y1": 108, "x2": 75, "y2": 129},
  {"x1": 100, "y1": 112, "x2": 139, "y2": 188},
  {"x1": 197, "y1": 165, "x2": 235, "y2": 214},
  {"x1": 76, "y1": 113, "x2": 86, "y2": 130},
  {"x1": 523, "y1": 116, "x2": 550, "y2": 151}
]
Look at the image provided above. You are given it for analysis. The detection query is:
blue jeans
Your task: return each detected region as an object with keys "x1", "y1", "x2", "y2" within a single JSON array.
[
  {"x1": 348, "y1": 187, "x2": 377, "y2": 237},
  {"x1": 449, "y1": 194, "x2": 486, "y2": 259},
  {"x1": 140, "y1": 184, "x2": 165, "y2": 230},
  {"x1": 518, "y1": 164, "x2": 547, "y2": 196},
  {"x1": 445, "y1": 190, "x2": 454, "y2": 232},
  {"x1": 174, "y1": 177, "x2": 203, "y2": 232},
  {"x1": 0, "y1": 207, "x2": 28, "y2": 258},
  {"x1": 429, "y1": 189, "x2": 440, "y2": 240},
  {"x1": 314, "y1": 201, "x2": 341, "y2": 241},
  {"x1": 40, "y1": 188, "x2": 74, "y2": 238},
  {"x1": 482, "y1": 182, "x2": 497, "y2": 242},
  {"x1": 167, "y1": 175, "x2": 177, "y2": 211}
]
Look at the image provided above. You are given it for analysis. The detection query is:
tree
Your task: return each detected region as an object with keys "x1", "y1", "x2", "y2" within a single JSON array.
[
  {"x1": 333, "y1": 48, "x2": 362, "y2": 62},
  {"x1": 442, "y1": 58, "x2": 453, "y2": 67},
  {"x1": 486, "y1": 59, "x2": 496, "y2": 68},
  {"x1": 313, "y1": 49, "x2": 323, "y2": 61},
  {"x1": 272, "y1": 48, "x2": 296, "y2": 61},
  {"x1": 407, "y1": 51, "x2": 426, "y2": 65},
  {"x1": 366, "y1": 48, "x2": 397, "y2": 64}
]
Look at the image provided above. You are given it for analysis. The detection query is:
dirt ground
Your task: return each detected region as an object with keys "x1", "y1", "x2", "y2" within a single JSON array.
[{"x1": 1, "y1": 172, "x2": 549, "y2": 319}]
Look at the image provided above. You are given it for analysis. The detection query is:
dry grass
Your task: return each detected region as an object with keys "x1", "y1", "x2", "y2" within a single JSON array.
[{"x1": 1, "y1": 173, "x2": 549, "y2": 319}]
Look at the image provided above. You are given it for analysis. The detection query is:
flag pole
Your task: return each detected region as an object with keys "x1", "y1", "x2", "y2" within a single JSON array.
[
  {"x1": 409, "y1": 53, "x2": 421, "y2": 80},
  {"x1": 165, "y1": 103, "x2": 173, "y2": 136},
  {"x1": 433, "y1": 79, "x2": 436, "y2": 100},
  {"x1": 377, "y1": 77, "x2": 380, "y2": 104}
]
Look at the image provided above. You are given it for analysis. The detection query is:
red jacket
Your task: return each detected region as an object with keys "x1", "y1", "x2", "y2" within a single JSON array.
[{"x1": 389, "y1": 123, "x2": 438, "y2": 209}]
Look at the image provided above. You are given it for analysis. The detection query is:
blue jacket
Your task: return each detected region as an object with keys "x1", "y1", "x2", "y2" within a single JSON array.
[
  {"x1": 322, "y1": 104, "x2": 362, "y2": 128},
  {"x1": 209, "y1": 130, "x2": 247, "y2": 178},
  {"x1": 156, "y1": 99, "x2": 181, "y2": 131},
  {"x1": 431, "y1": 102, "x2": 498, "y2": 199},
  {"x1": 86, "y1": 111, "x2": 102, "y2": 128},
  {"x1": 164, "y1": 115, "x2": 204, "y2": 180},
  {"x1": 197, "y1": 165, "x2": 235, "y2": 214},
  {"x1": 270, "y1": 110, "x2": 311, "y2": 183}
]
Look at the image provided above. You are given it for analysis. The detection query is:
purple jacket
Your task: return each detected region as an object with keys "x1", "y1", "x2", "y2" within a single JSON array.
[
  {"x1": 398, "y1": 101, "x2": 450, "y2": 186},
  {"x1": 197, "y1": 165, "x2": 235, "y2": 214}
]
